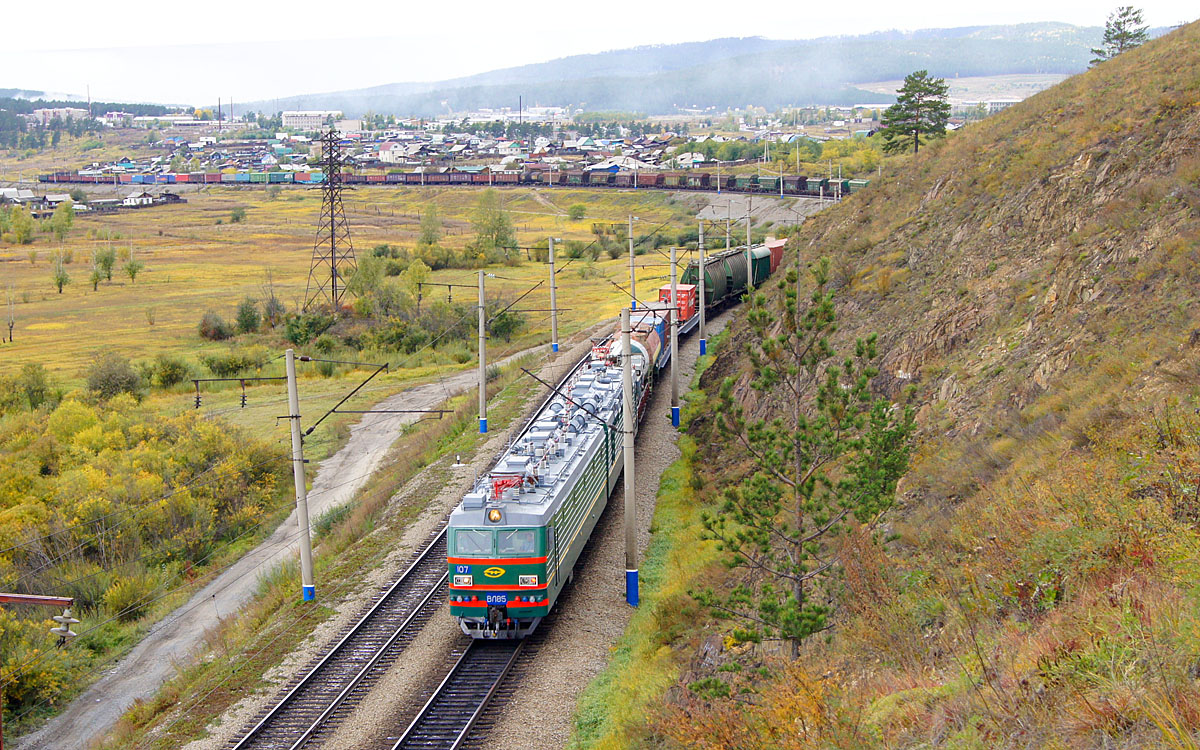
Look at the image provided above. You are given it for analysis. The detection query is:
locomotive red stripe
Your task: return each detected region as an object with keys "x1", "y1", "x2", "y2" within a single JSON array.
[
  {"x1": 447, "y1": 556, "x2": 547, "y2": 565},
  {"x1": 450, "y1": 583, "x2": 548, "y2": 591}
]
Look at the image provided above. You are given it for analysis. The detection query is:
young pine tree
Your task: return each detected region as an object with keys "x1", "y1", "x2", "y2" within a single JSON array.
[
  {"x1": 1091, "y1": 6, "x2": 1149, "y2": 65},
  {"x1": 696, "y1": 256, "x2": 914, "y2": 656}
]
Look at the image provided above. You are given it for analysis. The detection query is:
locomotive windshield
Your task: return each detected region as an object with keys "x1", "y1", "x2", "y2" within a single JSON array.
[
  {"x1": 497, "y1": 529, "x2": 538, "y2": 555},
  {"x1": 455, "y1": 529, "x2": 493, "y2": 556}
]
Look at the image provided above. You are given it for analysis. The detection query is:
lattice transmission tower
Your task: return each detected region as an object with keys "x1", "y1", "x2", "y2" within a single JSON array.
[{"x1": 304, "y1": 128, "x2": 356, "y2": 311}]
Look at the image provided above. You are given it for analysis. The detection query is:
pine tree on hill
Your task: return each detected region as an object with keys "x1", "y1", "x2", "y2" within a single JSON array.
[
  {"x1": 879, "y1": 70, "x2": 951, "y2": 155},
  {"x1": 1091, "y1": 6, "x2": 1149, "y2": 65}
]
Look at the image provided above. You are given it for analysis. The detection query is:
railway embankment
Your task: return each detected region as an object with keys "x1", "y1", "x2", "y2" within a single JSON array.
[{"x1": 560, "y1": 19, "x2": 1200, "y2": 749}]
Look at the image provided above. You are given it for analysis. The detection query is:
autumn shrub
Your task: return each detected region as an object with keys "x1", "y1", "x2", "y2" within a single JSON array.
[
  {"x1": 85, "y1": 352, "x2": 142, "y2": 400},
  {"x1": 151, "y1": 354, "x2": 192, "y2": 388},
  {"x1": 198, "y1": 311, "x2": 233, "y2": 341},
  {"x1": 104, "y1": 573, "x2": 158, "y2": 622}
]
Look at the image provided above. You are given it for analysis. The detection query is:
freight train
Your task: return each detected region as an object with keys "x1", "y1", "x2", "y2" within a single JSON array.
[
  {"x1": 446, "y1": 238, "x2": 785, "y2": 638},
  {"x1": 37, "y1": 170, "x2": 868, "y2": 197}
]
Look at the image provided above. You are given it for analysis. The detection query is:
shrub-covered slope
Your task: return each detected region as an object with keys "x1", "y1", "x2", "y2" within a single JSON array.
[{"x1": 580, "y1": 19, "x2": 1200, "y2": 750}]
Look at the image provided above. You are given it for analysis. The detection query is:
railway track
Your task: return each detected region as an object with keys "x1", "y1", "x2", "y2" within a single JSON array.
[
  {"x1": 388, "y1": 639, "x2": 525, "y2": 750},
  {"x1": 228, "y1": 526, "x2": 449, "y2": 750}
]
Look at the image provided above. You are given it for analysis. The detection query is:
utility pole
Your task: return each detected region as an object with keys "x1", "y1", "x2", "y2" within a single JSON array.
[
  {"x1": 478, "y1": 270, "x2": 487, "y2": 434},
  {"x1": 725, "y1": 201, "x2": 731, "y2": 254},
  {"x1": 698, "y1": 222, "x2": 706, "y2": 355},
  {"x1": 669, "y1": 245, "x2": 679, "y2": 428},
  {"x1": 285, "y1": 349, "x2": 315, "y2": 602},
  {"x1": 548, "y1": 237, "x2": 559, "y2": 353},
  {"x1": 628, "y1": 214, "x2": 636, "y2": 310},
  {"x1": 621, "y1": 307, "x2": 638, "y2": 607},
  {"x1": 746, "y1": 196, "x2": 754, "y2": 294}
]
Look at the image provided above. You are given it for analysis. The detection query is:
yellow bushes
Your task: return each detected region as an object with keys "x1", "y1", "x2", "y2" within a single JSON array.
[{"x1": 0, "y1": 396, "x2": 286, "y2": 720}]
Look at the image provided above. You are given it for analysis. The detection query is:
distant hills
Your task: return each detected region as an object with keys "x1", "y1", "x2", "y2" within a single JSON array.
[{"x1": 240, "y1": 23, "x2": 1139, "y2": 117}]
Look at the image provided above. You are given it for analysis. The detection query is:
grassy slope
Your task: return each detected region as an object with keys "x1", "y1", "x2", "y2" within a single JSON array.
[{"x1": 572, "y1": 20, "x2": 1200, "y2": 750}]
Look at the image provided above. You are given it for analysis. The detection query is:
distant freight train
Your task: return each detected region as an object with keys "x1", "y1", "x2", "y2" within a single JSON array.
[
  {"x1": 38, "y1": 169, "x2": 868, "y2": 197},
  {"x1": 447, "y1": 238, "x2": 785, "y2": 638}
]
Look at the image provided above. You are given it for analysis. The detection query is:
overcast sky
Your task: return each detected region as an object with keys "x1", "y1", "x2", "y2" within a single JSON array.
[{"x1": 3, "y1": 0, "x2": 1196, "y2": 105}]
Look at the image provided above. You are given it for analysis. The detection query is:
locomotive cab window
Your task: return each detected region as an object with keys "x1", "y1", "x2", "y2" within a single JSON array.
[
  {"x1": 497, "y1": 529, "x2": 538, "y2": 555},
  {"x1": 455, "y1": 529, "x2": 493, "y2": 556}
]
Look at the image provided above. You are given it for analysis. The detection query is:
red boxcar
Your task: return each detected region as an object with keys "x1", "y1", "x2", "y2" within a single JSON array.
[
  {"x1": 637, "y1": 172, "x2": 663, "y2": 188},
  {"x1": 494, "y1": 172, "x2": 520, "y2": 184},
  {"x1": 366, "y1": 174, "x2": 385, "y2": 183},
  {"x1": 765, "y1": 239, "x2": 786, "y2": 273},
  {"x1": 119, "y1": 174, "x2": 133, "y2": 184}
]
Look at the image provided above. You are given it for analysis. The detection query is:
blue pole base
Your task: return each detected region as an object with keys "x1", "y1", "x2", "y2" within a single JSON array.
[
  {"x1": 302, "y1": 585, "x2": 315, "y2": 602},
  {"x1": 671, "y1": 406, "x2": 680, "y2": 427},
  {"x1": 625, "y1": 569, "x2": 639, "y2": 607},
  {"x1": 700, "y1": 338, "x2": 707, "y2": 355},
  {"x1": 479, "y1": 417, "x2": 488, "y2": 434},
  {"x1": 631, "y1": 300, "x2": 636, "y2": 311},
  {"x1": 552, "y1": 342, "x2": 559, "y2": 353}
]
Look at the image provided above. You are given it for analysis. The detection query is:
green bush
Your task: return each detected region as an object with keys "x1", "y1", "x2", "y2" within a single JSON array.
[
  {"x1": 86, "y1": 352, "x2": 142, "y2": 400},
  {"x1": 199, "y1": 311, "x2": 234, "y2": 341},
  {"x1": 284, "y1": 312, "x2": 335, "y2": 345},
  {"x1": 230, "y1": 206, "x2": 247, "y2": 223},
  {"x1": 235, "y1": 297, "x2": 260, "y2": 334},
  {"x1": 199, "y1": 350, "x2": 265, "y2": 377},
  {"x1": 568, "y1": 203, "x2": 587, "y2": 220}
]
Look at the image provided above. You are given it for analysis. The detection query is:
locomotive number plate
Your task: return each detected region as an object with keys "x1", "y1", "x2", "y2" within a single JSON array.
[{"x1": 486, "y1": 593, "x2": 508, "y2": 605}]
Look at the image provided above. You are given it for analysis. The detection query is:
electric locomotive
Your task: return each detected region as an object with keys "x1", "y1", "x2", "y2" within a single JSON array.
[{"x1": 447, "y1": 332, "x2": 657, "y2": 638}]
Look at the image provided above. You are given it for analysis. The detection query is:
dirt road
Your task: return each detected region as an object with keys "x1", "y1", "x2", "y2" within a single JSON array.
[{"x1": 16, "y1": 353, "x2": 531, "y2": 750}]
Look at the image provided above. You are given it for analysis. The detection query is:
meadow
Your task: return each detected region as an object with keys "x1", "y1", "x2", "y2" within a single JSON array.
[{"x1": 0, "y1": 184, "x2": 710, "y2": 452}]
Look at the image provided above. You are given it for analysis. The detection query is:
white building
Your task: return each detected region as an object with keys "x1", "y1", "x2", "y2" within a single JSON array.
[{"x1": 282, "y1": 111, "x2": 343, "y2": 130}]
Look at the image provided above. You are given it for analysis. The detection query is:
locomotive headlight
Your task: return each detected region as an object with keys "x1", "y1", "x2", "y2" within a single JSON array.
[
  {"x1": 453, "y1": 575, "x2": 473, "y2": 587},
  {"x1": 519, "y1": 575, "x2": 539, "y2": 587},
  {"x1": 487, "y1": 509, "x2": 503, "y2": 523}
]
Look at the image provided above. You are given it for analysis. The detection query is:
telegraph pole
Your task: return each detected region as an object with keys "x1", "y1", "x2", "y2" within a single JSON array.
[
  {"x1": 669, "y1": 246, "x2": 680, "y2": 428},
  {"x1": 548, "y1": 237, "x2": 559, "y2": 353},
  {"x1": 621, "y1": 307, "x2": 638, "y2": 607},
  {"x1": 628, "y1": 214, "x2": 637, "y2": 310},
  {"x1": 725, "y1": 201, "x2": 731, "y2": 253},
  {"x1": 746, "y1": 196, "x2": 754, "y2": 294},
  {"x1": 478, "y1": 270, "x2": 487, "y2": 434},
  {"x1": 285, "y1": 349, "x2": 315, "y2": 602},
  {"x1": 698, "y1": 222, "x2": 706, "y2": 356}
]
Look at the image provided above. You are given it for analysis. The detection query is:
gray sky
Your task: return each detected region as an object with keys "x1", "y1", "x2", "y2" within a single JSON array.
[{"x1": 4, "y1": 0, "x2": 1196, "y2": 105}]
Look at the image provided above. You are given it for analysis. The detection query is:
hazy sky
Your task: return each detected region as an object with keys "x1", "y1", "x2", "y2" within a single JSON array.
[{"x1": 3, "y1": 0, "x2": 1196, "y2": 105}]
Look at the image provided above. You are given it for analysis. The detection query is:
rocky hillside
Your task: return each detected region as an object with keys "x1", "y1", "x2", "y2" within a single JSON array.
[{"x1": 573, "y1": 19, "x2": 1200, "y2": 750}]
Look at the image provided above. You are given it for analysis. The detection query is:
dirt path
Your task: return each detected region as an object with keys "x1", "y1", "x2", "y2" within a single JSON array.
[{"x1": 15, "y1": 351, "x2": 533, "y2": 750}]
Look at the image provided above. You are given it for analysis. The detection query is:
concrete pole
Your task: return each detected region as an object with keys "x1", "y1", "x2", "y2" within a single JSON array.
[
  {"x1": 621, "y1": 307, "x2": 638, "y2": 607},
  {"x1": 670, "y1": 246, "x2": 680, "y2": 428},
  {"x1": 628, "y1": 214, "x2": 636, "y2": 310},
  {"x1": 746, "y1": 196, "x2": 754, "y2": 294},
  {"x1": 698, "y1": 222, "x2": 707, "y2": 356},
  {"x1": 285, "y1": 349, "x2": 315, "y2": 602},
  {"x1": 725, "y1": 201, "x2": 731, "y2": 253},
  {"x1": 478, "y1": 270, "x2": 487, "y2": 434},
  {"x1": 548, "y1": 237, "x2": 559, "y2": 353}
]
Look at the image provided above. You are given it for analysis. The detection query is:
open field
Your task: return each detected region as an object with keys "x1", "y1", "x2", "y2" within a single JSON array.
[{"x1": 0, "y1": 185, "x2": 773, "y2": 454}]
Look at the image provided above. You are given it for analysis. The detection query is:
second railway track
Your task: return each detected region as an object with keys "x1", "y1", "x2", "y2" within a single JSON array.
[{"x1": 229, "y1": 526, "x2": 449, "y2": 750}]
